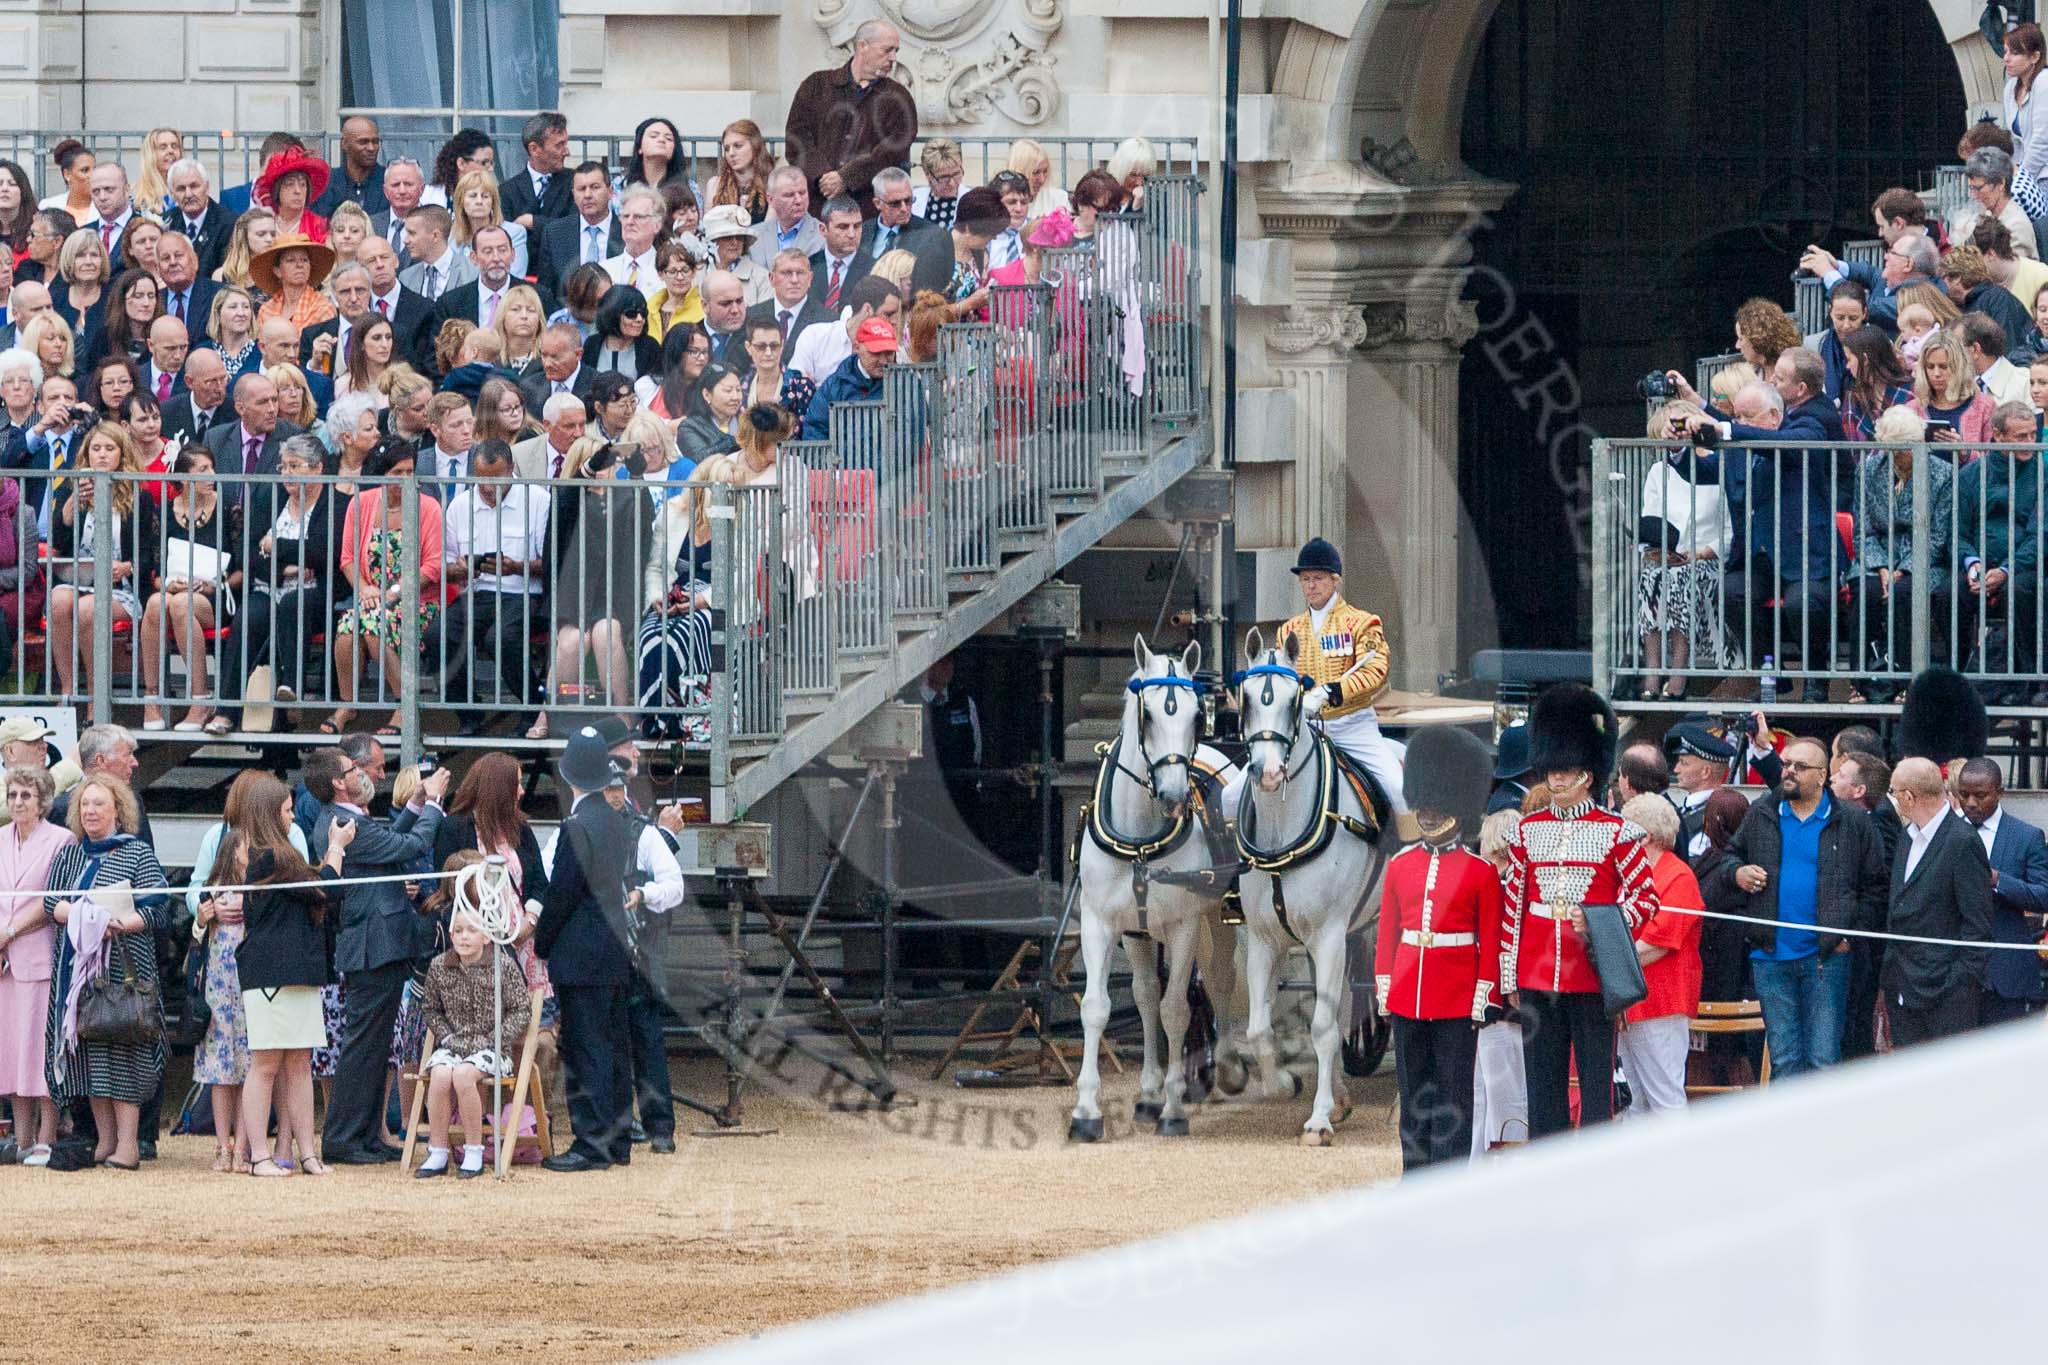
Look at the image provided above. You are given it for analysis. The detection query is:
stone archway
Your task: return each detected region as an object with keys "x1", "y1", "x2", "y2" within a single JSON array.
[{"x1": 1246, "y1": 0, "x2": 1997, "y2": 686}]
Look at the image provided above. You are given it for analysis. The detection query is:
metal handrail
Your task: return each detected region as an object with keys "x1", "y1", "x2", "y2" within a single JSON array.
[{"x1": 1591, "y1": 435, "x2": 2048, "y2": 699}]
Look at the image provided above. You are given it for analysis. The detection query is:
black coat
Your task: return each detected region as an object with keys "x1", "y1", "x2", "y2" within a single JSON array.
[
  {"x1": 161, "y1": 392, "x2": 228, "y2": 446},
  {"x1": 808, "y1": 248, "x2": 872, "y2": 310},
  {"x1": 498, "y1": 168, "x2": 574, "y2": 227},
  {"x1": 432, "y1": 813, "x2": 551, "y2": 908},
  {"x1": 173, "y1": 201, "x2": 237, "y2": 280},
  {"x1": 538, "y1": 213, "x2": 623, "y2": 295},
  {"x1": 1691, "y1": 845, "x2": 1753, "y2": 1002},
  {"x1": 581, "y1": 331, "x2": 662, "y2": 382},
  {"x1": 518, "y1": 360, "x2": 596, "y2": 417},
  {"x1": 1885, "y1": 813, "x2": 1992, "y2": 1007},
  {"x1": 1704, "y1": 791, "x2": 1890, "y2": 956},
  {"x1": 237, "y1": 850, "x2": 341, "y2": 991},
  {"x1": 427, "y1": 279, "x2": 562, "y2": 363},
  {"x1": 745, "y1": 296, "x2": 833, "y2": 344},
  {"x1": 675, "y1": 414, "x2": 739, "y2": 467},
  {"x1": 1982, "y1": 810, "x2": 2048, "y2": 1001},
  {"x1": 534, "y1": 793, "x2": 637, "y2": 987}
]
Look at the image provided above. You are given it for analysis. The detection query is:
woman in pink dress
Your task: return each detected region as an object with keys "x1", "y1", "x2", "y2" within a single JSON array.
[{"x1": 0, "y1": 764, "x2": 76, "y2": 1166}]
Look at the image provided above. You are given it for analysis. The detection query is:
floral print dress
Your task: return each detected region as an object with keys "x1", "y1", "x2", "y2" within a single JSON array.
[
  {"x1": 335, "y1": 527, "x2": 437, "y2": 647},
  {"x1": 192, "y1": 920, "x2": 249, "y2": 1084}
]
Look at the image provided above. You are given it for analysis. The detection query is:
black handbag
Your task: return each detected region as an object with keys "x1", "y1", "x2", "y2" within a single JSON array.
[
  {"x1": 1579, "y1": 903, "x2": 1649, "y2": 1018},
  {"x1": 76, "y1": 951, "x2": 164, "y2": 1046},
  {"x1": 173, "y1": 926, "x2": 212, "y2": 1047}
]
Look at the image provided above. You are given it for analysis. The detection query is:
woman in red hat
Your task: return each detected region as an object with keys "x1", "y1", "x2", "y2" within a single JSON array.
[{"x1": 255, "y1": 147, "x2": 332, "y2": 245}]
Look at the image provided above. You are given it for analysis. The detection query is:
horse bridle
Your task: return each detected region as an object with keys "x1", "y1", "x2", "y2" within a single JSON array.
[
  {"x1": 1234, "y1": 657, "x2": 1316, "y2": 784},
  {"x1": 1122, "y1": 659, "x2": 1203, "y2": 796}
]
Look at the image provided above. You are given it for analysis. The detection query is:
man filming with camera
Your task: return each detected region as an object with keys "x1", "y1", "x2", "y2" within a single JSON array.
[{"x1": 1667, "y1": 350, "x2": 1847, "y2": 700}]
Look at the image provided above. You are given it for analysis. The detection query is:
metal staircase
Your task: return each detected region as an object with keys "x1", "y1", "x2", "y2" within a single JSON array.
[{"x1": 706, "y1": 176, "x2": 1210, "y2": 818}]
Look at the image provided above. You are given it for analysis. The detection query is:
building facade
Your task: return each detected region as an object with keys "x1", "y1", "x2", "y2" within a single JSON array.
[{"x1": 0, "y1": 0, "x2": 2003, "y2": 686}]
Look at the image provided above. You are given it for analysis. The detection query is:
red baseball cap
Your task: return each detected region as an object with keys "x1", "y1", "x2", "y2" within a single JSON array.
[{"x1": 854, "y1": 318, "x2": 899, "y2": 354}]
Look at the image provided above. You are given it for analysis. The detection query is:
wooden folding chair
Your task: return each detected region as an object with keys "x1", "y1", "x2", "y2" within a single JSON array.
[
  {"x1": 401, "y1": 987, "x2": 555, "y2": 1177},
  {"x1": 1686, "y1": 999, "x2": 1772, "y2": 1097}
]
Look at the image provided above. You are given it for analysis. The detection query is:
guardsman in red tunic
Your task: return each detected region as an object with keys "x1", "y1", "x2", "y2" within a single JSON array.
[
  {"x1": 1502, "y1": 685, "x2": 1658, "y2": 1136},
  {"x1": 1375, "y1": 725, "x2": 1501, "y2": 1171}
]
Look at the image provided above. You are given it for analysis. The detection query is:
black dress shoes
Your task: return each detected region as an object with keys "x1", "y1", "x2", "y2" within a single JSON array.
[
  {"x1": 541, "y1": 1151, "x2": 612, "y2": 1173},
  {"x1": 649, "y1": 1135, "x2": 676, "y2": 1154}
]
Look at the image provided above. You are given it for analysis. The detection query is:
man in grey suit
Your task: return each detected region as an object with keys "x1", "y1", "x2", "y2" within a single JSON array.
[
  {"x1": 747, "y1": 166, "x2": 826, "y2": 269},
  {"x1": 368, "y1": 158, "x2": 427, "y2": 264},
  {"x1": 511, "y1": 391, "x2": 587, "y2": 482},
  {"x1": 1953, "y1": 758, "x2": 2048, "y2": 1023},
  {"x1": 309, "y1": 746, "x2": 451, "y2": 1163},
  {"x1": 1885, "y1": 757, "x2": 1993, "y2": 1045},
  {"x1": 395, "y1": 205, "x2": 477, "y2": 304}
]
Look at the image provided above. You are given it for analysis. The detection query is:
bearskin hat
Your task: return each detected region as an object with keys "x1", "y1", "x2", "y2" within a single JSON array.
[
  {"x1": 1899, "y1": 666, "x2": 1987, "y2": 763},
  {"x1": 1402, "y1": 726, "x2": 1494, "y2": 837},
  {"x1": 1527, "y1": 683, "x2": 1618, "y2": 783}
]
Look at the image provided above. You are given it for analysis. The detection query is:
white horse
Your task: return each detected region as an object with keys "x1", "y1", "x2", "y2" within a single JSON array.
[
  {"x1": 1069, "y1": 634, "x2": 1234, "y2": 1142},
  {"x1": 1234, "y1": 629, "x2": 1393, "y2": 1146}
]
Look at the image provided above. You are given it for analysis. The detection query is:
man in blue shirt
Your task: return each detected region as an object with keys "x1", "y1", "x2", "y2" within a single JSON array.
[{"x1": 1706, "y1": 736, "x2": 1890, "y2": 1077}]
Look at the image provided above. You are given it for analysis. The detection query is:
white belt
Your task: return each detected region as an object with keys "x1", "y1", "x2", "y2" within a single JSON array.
[
  {"x1": 1529, "y1": 903, "x2": 1577, "y2": 921},
  {"x1": 1401, "y1": 930, "x2": 1476, "y2": 948}
]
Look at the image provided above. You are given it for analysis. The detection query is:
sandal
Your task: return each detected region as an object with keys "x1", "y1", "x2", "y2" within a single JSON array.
[
  {"x1": 204, "y1": 715, "x2": 235, "y2": 737},
  {"x1": 375, "y1": 722, "x2": 402, "y2": 738},
  {"x1": 100, "y1": 1157, "x2": 140, "y2": 1170},
  {"x1": 320, "y1": 710, "x2": 354, "y2": 735},
  {"x1": 525, "y1": 714, "x2": 549, "y2": 740},
  {"x1": 249, "y1": 1156, "x2": 292, "y2": 1178},
  {"x1": 298, "y1": 1157, "x2": 332, "y2": 1177},
  {"x1": 211, "y1": 1147, "x2": 234, "y2": 1173}
]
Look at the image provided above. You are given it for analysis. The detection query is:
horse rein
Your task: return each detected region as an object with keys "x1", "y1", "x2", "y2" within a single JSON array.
[
  {"x1": 1123, "y1": 661, "x2": 1204, "y2": 797},
  {"x1": 1235, "y1": 658, "x2": 1317, "y2": 785}
]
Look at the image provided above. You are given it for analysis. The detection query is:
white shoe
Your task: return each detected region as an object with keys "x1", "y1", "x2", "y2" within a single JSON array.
[
  {"x1": 142, "y1": 716, "x2": 168, "y2": 732},
  {"x1": 173, "y1": 719, "x2": 204, "y2": 732},
  {"x1": 21, "y1": 1144, "x2": 51, "y2": 1167}
]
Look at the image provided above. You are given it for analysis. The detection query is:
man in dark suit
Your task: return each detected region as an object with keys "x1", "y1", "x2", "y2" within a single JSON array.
[
  {"x1": 310, "y1": 747, "x2": 450, "y2": 1164},
  {"x1": 808, "y1": 197, "x2": 871, "y2": 312},
  {"x1": 537, "y1": 161, "x2": 621, "y2": 296},
  {"x1": 519, "y1": 323, "x2": 595, "y2": 416},
  {"x1": 861, "y1": 167, "x2": 952, "y2": 294},
  {"x1": 1885, "y1": 757, "x2": 1993, "y2": 1045},
  {"x1": 745, "y1": 249, "x2": 831, "y2": 346},
  {"x1": 1676, "y1": 350, "x2": 1847, "y2": 700},
  {"x1": 166, "y1": 160, "x2": 235, "y2": 281},
  {"x1": 1953, "y1": 758, "x2": 2048, "y2": 1023},
  {"x1": 699, "y1": 271, "x2": 751, "y2": 368},
  {"x1": 153, "y1": 232, "x2": 217, "y2": 341},
  {"x1": 163, "y1": 348, "x2": 230, "y2": 445},
  {"x1": 299, "y1": 261, "x2": 374, "y2": 372},
  {"x1": 534, "y1": 728, "x2": 639, "y2": 1172},
  {"x1": 351, "y1": 237, "x2": 434, "y2": 372},
  {"x1": 139, "y1": 317, "x2": 189, "y2": 407},
  {"x1": 428, "y1": 225, "x2": 560, "y2": 343},
  {"x1": 204, "y1": 373, "x2": 305, "y2": 500},
  {"x1": 499, "y1": 112, "x2": 575, "y2": 230}
]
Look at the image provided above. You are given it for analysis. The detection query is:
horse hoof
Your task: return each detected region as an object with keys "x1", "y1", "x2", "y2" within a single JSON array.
[
  {"x1": 1331, "y1": 1102, "x2": 1354, "y2": 1126},
  {"x1": 1286, "y1": 1071, "x2": 1303, "y2": 1099},
  {"x1": 1134, "y1": 1100, "x2": 1163, "y2": 1122},
  {"x1": 1299, "y1": 1127, "x2": 1333, "y2": 1149},
  {"x1": 1068, "y1": 1116, "x2": 1104, "y2": 1144},
  {"x1": 1213, "y1": 1056, "x2": 1249, "y2": 1097},
  {"x1": 1155, "y1": 1115, "x2": 1190, "y2": 1138}
]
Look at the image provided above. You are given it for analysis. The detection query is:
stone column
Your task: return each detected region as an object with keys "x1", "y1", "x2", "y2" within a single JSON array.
[{"x1": 1242, "y1": 170, "x2": 1508, "y2": 689}]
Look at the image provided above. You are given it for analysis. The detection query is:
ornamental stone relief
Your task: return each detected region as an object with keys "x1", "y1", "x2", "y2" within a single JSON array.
[{"x1": 813, "y1": 0, "x2": 1063, "y2": 127}]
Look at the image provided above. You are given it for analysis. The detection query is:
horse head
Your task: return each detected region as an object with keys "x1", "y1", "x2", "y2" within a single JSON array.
[
  {"x1": 1239, "y1": 628, "x2": 1311, "y2": 794},
  {"x1": 1127, "y1": 633, "x2": 1203, "y2": 813}
]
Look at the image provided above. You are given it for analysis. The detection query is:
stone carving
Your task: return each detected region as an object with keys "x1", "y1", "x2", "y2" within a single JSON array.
[
  {"x1": 1265, "y1": 299, "x2": 1475, "y2": 356},
  {"x1": 814, "y1": 0, "x2": 1063, "y2": 126}
]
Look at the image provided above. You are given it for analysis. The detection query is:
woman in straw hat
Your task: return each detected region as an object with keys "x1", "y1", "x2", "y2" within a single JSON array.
[{"x1": 253, "y1": 236, "x2": 338, "y2": 334}]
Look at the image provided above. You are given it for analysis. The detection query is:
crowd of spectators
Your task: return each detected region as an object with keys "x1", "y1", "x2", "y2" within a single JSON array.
[
  {"x1": 1627, "y1": 24, "x2": 2048, "y2": 706},
  {"x1": 0, "y1": 16, "x2": 1165, "y2": 738},
  {"x1": 1461, "y1": 679, "x2": 2042, "y2": 1148}
]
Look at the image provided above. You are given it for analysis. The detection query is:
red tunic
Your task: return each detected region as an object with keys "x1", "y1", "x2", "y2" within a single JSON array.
[
  {"x1": 1503, "y1": 799, "x2": 1659, "y2": 995},
  {"x1": 1374, "y1": 844, "x2": 1504, "y2": 1021},
  {"x1": 1626, "y1": 849, "x2": 1705, "y2": 1022}
]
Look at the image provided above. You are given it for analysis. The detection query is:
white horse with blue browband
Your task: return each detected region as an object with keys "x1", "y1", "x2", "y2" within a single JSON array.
[
  {"x1": 1233, "y1": 628, "x2": 1393, "y2": 1146},
  {"x1": 1068, "y1": 634, "x2": 1238, "y2": 1142}
]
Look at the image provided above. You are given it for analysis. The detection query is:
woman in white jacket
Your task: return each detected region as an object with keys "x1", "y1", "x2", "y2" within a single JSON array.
[
  {"x1": 2005, "y1": 24, "x2": 2048, "y2": 193},
  {"x1": 1636, "y1": 401, "x2": 1732, "y2": 699}
]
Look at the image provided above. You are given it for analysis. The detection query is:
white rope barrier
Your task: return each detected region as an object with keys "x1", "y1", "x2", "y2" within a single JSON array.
[
  {"x1": 0, "y1": 866, "x2": 467, "y2": 901},
  {"x1": 1651, "y1": 901, "x2": 2048, "y2": 953}
]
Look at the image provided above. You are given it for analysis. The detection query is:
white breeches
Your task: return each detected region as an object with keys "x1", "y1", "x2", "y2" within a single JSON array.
[{"x1": 1221, "y1": 709, "x2": 1408, "y2": 814}]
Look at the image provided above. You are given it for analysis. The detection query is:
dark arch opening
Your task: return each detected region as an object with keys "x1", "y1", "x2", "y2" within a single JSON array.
[{"x1": 1452, "y1": 0, "x2": 1966, "y2": 659}]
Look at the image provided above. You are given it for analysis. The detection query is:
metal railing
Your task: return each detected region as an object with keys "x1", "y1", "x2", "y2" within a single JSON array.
[
  {"x1": 1593, "y1": 435, "x2": 2048, "y2": 704},
  {"x1": 0, "y1": 173, "x2": 1208, "y2": 818},
  {"x1": 1791, "y1": 239, "x2": 1886, "y2": 337},
  {"x1": 1932, "y1": 163, "x2": 1969, "y2": 224},
  {"x1": 0, "y1": 130, "x2": 1200, "y2": 206}
]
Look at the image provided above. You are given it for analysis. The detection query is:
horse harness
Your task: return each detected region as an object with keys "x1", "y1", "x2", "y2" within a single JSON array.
[
  {"x1": 1233, "y1": 660, "x2": 1383, "y2": 942},
  {"x1": 1075, "y1": 665, "x2": 1227, "y2": 938}
]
